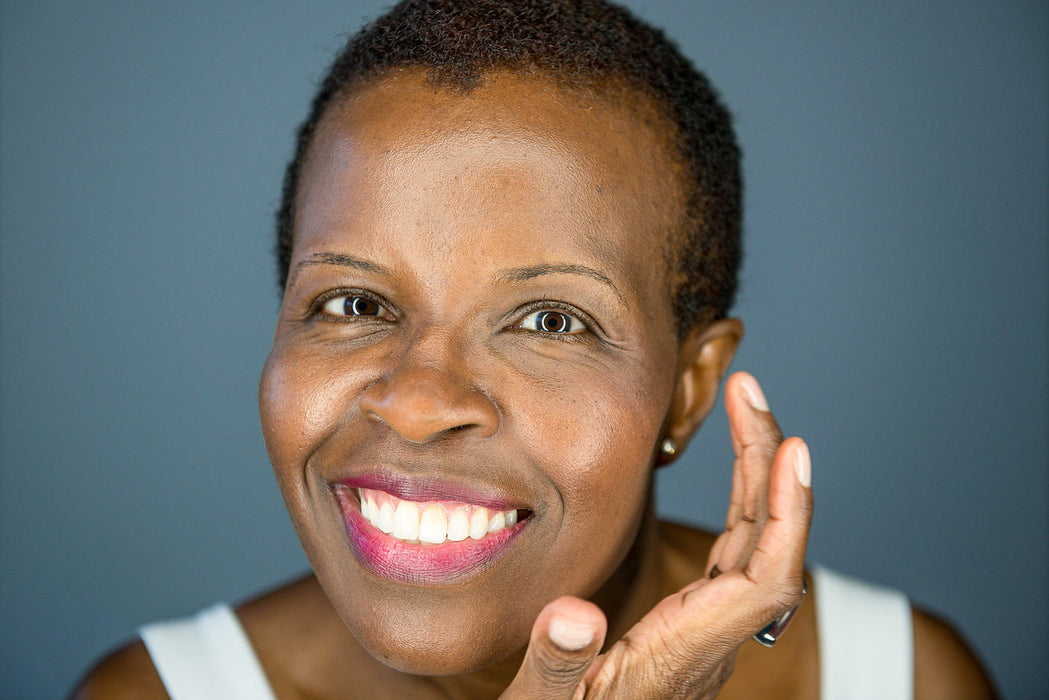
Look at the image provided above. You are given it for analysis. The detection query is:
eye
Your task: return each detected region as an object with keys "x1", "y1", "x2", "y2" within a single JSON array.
[
  {"x1": 519, "y1": 309, "x2": 586, "y2": 334},
  {"x1": 321, "y1": 295, "x2": 387, "y2": 318}
]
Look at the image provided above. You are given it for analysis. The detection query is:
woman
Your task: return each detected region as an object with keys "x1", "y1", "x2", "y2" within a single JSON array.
[{"x1": 73, "y1": 1, "x2": 996, "y2": 697}]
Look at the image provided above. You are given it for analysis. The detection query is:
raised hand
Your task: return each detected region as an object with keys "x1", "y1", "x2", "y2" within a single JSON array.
[{"x1": 500, "y1": 372, "x2": 813, "y2": 699}]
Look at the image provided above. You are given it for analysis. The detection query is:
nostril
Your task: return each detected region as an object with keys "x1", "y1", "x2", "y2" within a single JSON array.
[{"x1": 358, "y1": 397, "x2": 385, "y2": 425}]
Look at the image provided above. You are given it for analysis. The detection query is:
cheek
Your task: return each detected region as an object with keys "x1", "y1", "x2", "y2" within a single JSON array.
[
  {"x1": 259, "y1": 342, "x2": 371, "y2": 576},
  {"x1": 259, "y1": 347, "x2": 309, "y2": 472},
  {"x1": 516, "y1": 358, "x2": 670, "y2": 553},
  {"x1": 258, "y1": 342, "x2": 359, "y2": 498},
  {"x1": 258, "y1": 346, "x2": 315, "y2": 541}
]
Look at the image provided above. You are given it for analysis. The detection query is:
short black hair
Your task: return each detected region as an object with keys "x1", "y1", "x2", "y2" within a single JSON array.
[{"x1": 276, "y1": 0, "x2": 741, "y2": 334}]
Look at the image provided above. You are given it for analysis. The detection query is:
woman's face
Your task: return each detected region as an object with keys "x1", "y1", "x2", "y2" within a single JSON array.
[{"x1": 259, "y1": 71, "x2": 691, "y2": 674}]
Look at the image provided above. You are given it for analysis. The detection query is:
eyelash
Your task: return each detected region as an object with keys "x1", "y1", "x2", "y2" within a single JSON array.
[
  {"x1": 310, "y1": 291, "x2": 598, "y2": 340},
  {"x1": 511, "y1": 301, "x2": 598, "y2": 340},
  {"x1": 312, "y1": 289, "x2": 395, "y2": 322}
]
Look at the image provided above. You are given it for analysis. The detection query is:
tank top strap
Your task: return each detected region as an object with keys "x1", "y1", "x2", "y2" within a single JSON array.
[
  {"x1": 139, "y1": 603, "x2": 278, "y2": 700},
  {"x1": 813, "y1": 565, "x2": 913, "y2": 700}
]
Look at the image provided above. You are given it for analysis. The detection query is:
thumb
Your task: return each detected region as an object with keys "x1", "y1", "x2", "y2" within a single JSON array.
[{"x1": 500, "y1": 596, "x2": 607, "y2": 699}]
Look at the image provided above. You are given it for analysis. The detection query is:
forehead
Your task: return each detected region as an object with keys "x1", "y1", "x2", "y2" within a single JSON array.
[{"x1": 295, "y1": 70, "x2": 686, "y2": 299}]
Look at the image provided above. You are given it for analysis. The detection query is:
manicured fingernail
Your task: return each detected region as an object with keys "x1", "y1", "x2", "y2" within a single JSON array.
[
  {"x1": 740, "y1": 374, "x2": 769, "y2": 412},
  {"x1": 794, "y1": 441, "x2": 811, "y2": 487},
  {"x1": 549, "y1": 614, "x2": 595, "y2": 651}
]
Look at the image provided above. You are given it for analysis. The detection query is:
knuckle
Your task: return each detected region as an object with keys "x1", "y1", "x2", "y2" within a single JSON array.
[
  {"x1": 533, "y1": 650, "x2": 589, "y2": 687},
  {"x1": 795, "y1": 494, "x2": 815, "y2": 525},
  {"x1": 758, "y1": 576, "x2": 806, "y2": 617},
  {"x1": 760, "y1": 437, "x2": 782, "y2": 461}
]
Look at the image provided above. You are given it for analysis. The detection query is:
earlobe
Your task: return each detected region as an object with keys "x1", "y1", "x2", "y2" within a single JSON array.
[{"x1": 658, "y1": 318, "x2": 743, "y2": 465}]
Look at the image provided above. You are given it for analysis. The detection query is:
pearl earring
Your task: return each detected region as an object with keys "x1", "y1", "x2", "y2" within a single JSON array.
[{"x1": 660, "y1": 438, "x2": 677, "y2": 457}]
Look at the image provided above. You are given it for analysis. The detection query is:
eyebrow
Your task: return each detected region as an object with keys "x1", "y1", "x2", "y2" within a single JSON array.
[
  {"x1": 290, "y1": 252, "x2": 392, "y2": 286},
  {"x1": 496, "y1": 264, "x2": 628, "y2": 308},
  {"x1": 292, "y1": 255, "x2": 628, "y2": 308}
]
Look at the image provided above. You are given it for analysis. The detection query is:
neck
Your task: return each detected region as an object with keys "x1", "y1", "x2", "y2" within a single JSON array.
[{"x1": 590, "y1": 490, "x2": 666, "y2": 642}]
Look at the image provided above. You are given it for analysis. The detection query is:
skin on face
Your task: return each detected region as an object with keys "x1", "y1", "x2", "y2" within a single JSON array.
[{"x1": 258, "y1": 70, "x2": 721, "y2": 676}]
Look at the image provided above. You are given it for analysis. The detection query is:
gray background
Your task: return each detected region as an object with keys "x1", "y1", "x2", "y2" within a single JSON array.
[{"x1": 1, "y1": 1, "x2": 1046, "y2": 698}]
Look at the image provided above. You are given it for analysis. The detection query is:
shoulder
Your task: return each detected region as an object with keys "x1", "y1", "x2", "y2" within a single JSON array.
[
  {"x1": 67, "y1": 639, "x2": 168, "y2": 700},
  {"x1": 68, "y1": 577, "x2": 326, "y2": 700},
  {"x1": 236, "y1": 574, "x2": 377, "y2": 697},
  {"x1": 912, "y1": 607, "x2": 999, "y2": 700},
  {"x1": 67, "y1": 576, "x2": 363, "y2": 700},
  {"x1": 810, "y1": 567, "x2": 997, "y2": 699}
]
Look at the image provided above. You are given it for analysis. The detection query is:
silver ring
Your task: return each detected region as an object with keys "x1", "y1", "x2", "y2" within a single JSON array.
[{"x1": 753, "y1": 578, "x2": 807, "y2": 647}]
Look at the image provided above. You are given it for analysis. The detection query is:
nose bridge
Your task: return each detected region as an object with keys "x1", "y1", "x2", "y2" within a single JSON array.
[
  {"x1": 358, "y1": 321, "x2": 499, "y2": 444},
  {"x1": 401, "y1": 318, "x2": 477, "y2": 384}
]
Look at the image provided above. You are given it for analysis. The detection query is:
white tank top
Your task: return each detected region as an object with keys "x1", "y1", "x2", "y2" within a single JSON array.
[
  {"x1": 140, "y1": 566, "x2": 912, "y2": 699},
  {"x1": 813, "y1": 565, "x2": 913, "y2": 700},
  {"x1": 139, "y1": 601, "x2": 278, "y2": 700}
]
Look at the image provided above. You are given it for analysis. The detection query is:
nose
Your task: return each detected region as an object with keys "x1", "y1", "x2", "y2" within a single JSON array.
[{"x1": 358, "y1": 364, "x2": 500, "y2": 444}]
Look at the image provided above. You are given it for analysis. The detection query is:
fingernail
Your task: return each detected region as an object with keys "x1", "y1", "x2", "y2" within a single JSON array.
[
  {"x1": 740, "y1": 374, "x2": 770, "y2": 412},
  {"x1": 549, "y1": 614, "x2": 595, "y2": 651},
  {"x1": 794, "y1": 441, "x2": 811, "y2": 487}
]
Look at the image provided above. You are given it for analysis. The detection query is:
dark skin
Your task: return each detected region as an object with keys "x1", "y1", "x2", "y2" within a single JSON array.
[{"x1": 70, "y1": 71, "x2": 997, "y2": 699}]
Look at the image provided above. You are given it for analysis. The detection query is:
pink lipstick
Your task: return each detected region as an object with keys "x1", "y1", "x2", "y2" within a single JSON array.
[{"x1": 333, "y1": 480, "x2": 529, "y2": 585}]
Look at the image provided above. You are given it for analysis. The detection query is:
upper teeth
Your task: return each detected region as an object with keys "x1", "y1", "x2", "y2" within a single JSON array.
[{"x1": 358, "y1": 487, "x2": 519, "y2": 544}]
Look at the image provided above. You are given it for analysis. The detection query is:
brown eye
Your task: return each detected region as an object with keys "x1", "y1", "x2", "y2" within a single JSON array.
[
  {"x1": 322, "y1": 295, "x2": 385, "y2": 317},
  {"x1": 520, "y1": 310, "x2": 583, "y2": 334}
]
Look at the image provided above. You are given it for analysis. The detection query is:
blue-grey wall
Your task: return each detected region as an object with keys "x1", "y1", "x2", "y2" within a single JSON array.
[{"x1": 2, "y1": 2, "x2": 1046, "y2": 698}]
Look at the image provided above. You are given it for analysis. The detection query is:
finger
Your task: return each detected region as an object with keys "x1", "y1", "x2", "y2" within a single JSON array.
[
  {"x1": 716, "y1": 373, "x2": 784, "y2": 572},
  {"x1": 642, "y1": 442, "x2": 810, "y2": 662},
  {"x1": 500, "y1": 596, "x2": 607, "y2": 700},
  {"x1": 726, "y1": 373, "x2": 781, "y2": 525},
  {"x1": 704, "y1": 438, "x2": 811, "y2": 640},
  {"x1": 745, "y1": 437, "x2": 813, "y2": 593}
]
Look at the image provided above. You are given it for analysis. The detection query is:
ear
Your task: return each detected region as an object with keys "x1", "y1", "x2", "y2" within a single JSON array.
[{"x1": 658, "y1": 318, "x2": 743, "y2": 466}]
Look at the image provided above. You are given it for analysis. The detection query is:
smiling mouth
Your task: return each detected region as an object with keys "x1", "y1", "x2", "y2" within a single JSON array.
[
  {"x1": 333, "y1": 482, "x2": 533, "y2": 584},
  {"x1": 356, "y1": 487, "x2": 525, "y2": 545}
]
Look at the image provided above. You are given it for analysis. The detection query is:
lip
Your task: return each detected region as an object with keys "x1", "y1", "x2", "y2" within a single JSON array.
[{"x1": 332, "y1": 479, "x2": 531, "y2": 585}]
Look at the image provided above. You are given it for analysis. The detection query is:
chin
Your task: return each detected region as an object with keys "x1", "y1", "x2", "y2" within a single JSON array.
[{"x1": 351, "y1": 615, "x2": 525, "y2": 676}]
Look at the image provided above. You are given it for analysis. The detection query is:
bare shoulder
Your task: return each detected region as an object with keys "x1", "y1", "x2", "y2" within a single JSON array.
[
  {"x1": 67, "y1": 639, "x2": 168, "y2": 700},
  {"x1": 912, "y1": 607, "x2": 999, "y2": 700},
  {"x1": 68, "y1": 576, "x2": 333, "y2": 700},
  {"x1": 236, "y1": 574, "x2": 376, "y2": 698}
]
